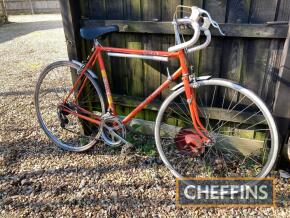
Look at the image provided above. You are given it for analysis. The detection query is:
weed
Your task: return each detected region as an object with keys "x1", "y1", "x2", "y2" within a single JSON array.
[{"x1": 126, "y1": 132, "x2": 156, "y2": 157}]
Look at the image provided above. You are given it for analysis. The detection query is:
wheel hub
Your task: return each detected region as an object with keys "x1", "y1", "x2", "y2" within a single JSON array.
[{"x1": 174, "y1": 128, "x2": 205, "y2": 156}]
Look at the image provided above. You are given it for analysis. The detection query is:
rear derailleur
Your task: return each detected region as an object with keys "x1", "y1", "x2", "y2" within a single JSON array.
[{"x1": 57, "y1": 103, "x2": 73, "y2": 128}]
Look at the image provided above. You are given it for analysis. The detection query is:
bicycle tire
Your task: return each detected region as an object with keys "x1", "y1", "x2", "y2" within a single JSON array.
[
  {"x1": 155, "y1": 78, "x2": 279, "y2": 179},
  {"x1": 35, "y1": 61, "x2": 105, "y2": 152}
]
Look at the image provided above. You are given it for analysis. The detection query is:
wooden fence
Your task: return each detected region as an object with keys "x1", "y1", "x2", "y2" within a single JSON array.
[{"x1": 59, "y1": 0, "x2": 290, "y2": 160}]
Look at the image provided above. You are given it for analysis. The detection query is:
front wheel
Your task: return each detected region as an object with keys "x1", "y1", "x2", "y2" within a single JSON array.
[{"x1": 155, "y1": 79, "x2": 279, "y2": 179}]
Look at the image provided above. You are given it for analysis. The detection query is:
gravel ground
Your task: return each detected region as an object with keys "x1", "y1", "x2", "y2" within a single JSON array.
[{"x1": 0, "y1": 14, "x2": 289, "y2": 217}]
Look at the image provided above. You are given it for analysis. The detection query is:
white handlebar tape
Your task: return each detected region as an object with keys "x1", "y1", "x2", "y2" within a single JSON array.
[
  {"x1": 189, "y1": 6, "x2": 200, "y2": 22},
  {"x1": 187, "y1": 29, "x2": 211, "y2": 53},
  {"x1": 168, "y1": 22, "x2": 200, "y2": 52}
]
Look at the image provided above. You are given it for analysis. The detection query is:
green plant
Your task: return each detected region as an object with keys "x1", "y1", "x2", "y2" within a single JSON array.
[{"x1": 125, "y1": 132, "x2": 156, "y2": 157}]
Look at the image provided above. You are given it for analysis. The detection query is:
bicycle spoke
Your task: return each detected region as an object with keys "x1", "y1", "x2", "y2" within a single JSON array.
[
  {"x1": 156, "y1": 79, "x2": 276, "y2": 179},
  {"x1": 36, "y1": 63, "x2": 104, "y2": 151},
  {"x1": 213, "y1": 101, "x2": 254, "y2": 133}
]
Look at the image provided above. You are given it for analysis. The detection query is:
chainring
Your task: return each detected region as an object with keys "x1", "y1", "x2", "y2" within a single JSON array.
[{"x1": 100, "y1": 114, "x2": 126, "y2": 147}]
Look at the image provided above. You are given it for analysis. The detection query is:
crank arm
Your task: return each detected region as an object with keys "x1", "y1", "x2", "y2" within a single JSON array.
[
  {"x1": 103, "y1": 124, "x2": 132, "y2": 146},
  {"x1": 110, "y1": 130, "x2": 132, "y2": 146}
]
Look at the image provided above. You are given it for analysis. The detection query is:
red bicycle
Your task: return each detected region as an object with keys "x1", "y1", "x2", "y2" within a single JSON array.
[{"x1": 35, "y1": 6, "x2": 278, "y2": 179}]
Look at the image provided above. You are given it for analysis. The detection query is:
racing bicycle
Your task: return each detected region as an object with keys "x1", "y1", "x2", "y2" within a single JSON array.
[{"x1": 35, "y1": 6, "x2": 279, "y2": 180}]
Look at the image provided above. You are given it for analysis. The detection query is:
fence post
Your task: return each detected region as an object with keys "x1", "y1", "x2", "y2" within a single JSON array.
[
  {"x1": 273, "y1": 23, "x2": 290, "y2": 118},
  {"x1": 59, "y1": 0, "x2": 82, "y2": 61},
  {"x1": 28, "y1": 0, "x2": 34, "y2": 14},
  {"x1": 1, "y1": 0, "x2": 8, "y2": 22},
  {"x1": 273, "y1": 20, "x2": 290, "y2": 162}
]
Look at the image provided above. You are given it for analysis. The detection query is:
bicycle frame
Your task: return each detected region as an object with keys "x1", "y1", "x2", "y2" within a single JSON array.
[{"x1": 62, "y1": 44, "x2": 208, "y2": 141}]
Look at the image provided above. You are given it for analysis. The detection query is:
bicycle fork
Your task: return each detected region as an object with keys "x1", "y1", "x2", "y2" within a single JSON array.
[{"x1": 179, "y1": 51, "x2": 210, "y2": 143}]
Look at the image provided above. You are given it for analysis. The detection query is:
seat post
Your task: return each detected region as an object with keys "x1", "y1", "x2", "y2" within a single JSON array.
[{"x1": 93, "y1": 39, "x2": 100, "y2": 48}]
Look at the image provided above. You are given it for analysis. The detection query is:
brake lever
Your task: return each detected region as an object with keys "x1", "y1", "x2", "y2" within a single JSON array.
[
  {"x1": 197, "y1": 8, "x2": 226, "y2": 36},
  {"x1": 211, "y1": 20, "x2": 225, "y2": 36}
]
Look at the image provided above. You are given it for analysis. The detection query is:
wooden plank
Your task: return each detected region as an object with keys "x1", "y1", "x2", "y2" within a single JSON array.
[
  {"x1": 197, "y1": 0, "x2": 226, "y2": 106},
  {"x1": 261, "y1": 0, "x2": 290, "y2": 107},
  {"x1": 130, "y1": 119, "x2": 265, "y2": 153},
  {"x1": 142, "y1": 0, "x2": 162, "y2": 121},
  {"x1": 226, "y1": 0, "x2": 251, "y2": 23},
  {"x1": 202, "y1": 0, "x2": 227, "y2": 69},
  {"x1": 124, "y1": 0, "x2": 144, "y2": 119},
  {"x1": 142, "y1": 0, "x2": 161, "y2": 21},
  {"x1": 105, "y1": 0, "x2": 128, "y2": 116},
  {"x1": 79, "y1": 0, "x2": 89, "y2": 19},
  {"x1": 86, "y1": 0, "x2": 111, "y2": 88},
  {"x1": 221, "y1": 38, "x2": 245, "y2": 82},
  {"x1": 183, "y1": 0, "x2": 203, "y2": 8},
  {"x1": 217, "y1": 135, "x2": 264, "y2": 156},
  {"x1": 106, "y1": 1, "x2": 126, "y2": 96},
  {"x1": 160, "y1": 34, "x2": 180, "y2": 97},
  {"x1": 198, "y1": 38, "x2": 223, "y2": 78},
  {"x1": 142, "y1": 0, "x2": 162, "y2": 98},
  {"x1": 124, "y1": 0, "x2": 141, "y2": 20},
  {"x1": 112, "y1": 94, "x2": 266, "y2": 125},
  {"x1": 106, "y1": 0, "x2": 124, "y2": 20},
  {"x1": 204, "y1": 0, "x2": 227, "y2": 23},
  {"x1": 242, "y1": 38, "x2": 271, "y2": 94},
  {"x1": 242, "y1": 0, "x2": 278, "y2": 97},
  {"x1": 271, "y1": 1, "x2": 290, "y2": 148},
  {"x1": 88, "y1": 0, "x2": 106, "y2": 19},
  {"x1": 162, "y1": 0, "x2": 180, "y2": 21},
  {"x1": 259, "y1": 0, "x2": 290, "y2": 107},
  {"x1": 260, "y1": 39, "x2": 282, "y2": 107},
  {"x1": 276, "y1": 0, "x2": 290, "y2": 21},
  {"x1": 160, "y1": 0, "x2": 181, "y2": 99},
  {"x1": 249, "y1": 0, "x2": 279, "y2": 23},
  {"x1": 81, "y1": 19, "x2": 289, "y2": 39},
  {"x1": 273, "y1": 24, "x2": 290, "y2": 119},
  {"x1": 126, "y1": 34, "x2": 144, "y2": 96},
  {"x1": 220, "y1": 0, "x2": 251, "y2": 106}
]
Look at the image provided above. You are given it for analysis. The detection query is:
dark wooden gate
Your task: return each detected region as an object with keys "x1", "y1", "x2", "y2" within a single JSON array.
[
  {"x1": 0, "y1": 0, "x2": 8, "y2": 24},
  {"x1": 59, "y1": 0, "x2": 290, "y2": 160}
]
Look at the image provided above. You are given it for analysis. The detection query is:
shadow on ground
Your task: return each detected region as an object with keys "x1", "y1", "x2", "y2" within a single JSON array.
[{"x1": 0, "y1": 20, "x2": 63, "y2": 44}]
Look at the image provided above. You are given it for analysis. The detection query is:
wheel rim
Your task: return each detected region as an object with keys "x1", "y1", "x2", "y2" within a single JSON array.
[
  {"x1": 35, "y1": 62, "x2": 105, "y2": 151},
  {"x1": 155, "y1": 79, "x2": 278, "y2": 179}
]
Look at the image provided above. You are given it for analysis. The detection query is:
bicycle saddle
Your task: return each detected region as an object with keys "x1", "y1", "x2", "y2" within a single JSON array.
[{"x1": 80, "y1": 25, "x2": 119, "y2": 40}]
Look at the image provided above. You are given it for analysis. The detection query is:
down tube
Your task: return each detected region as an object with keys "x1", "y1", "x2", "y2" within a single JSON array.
[{"x1": 122, "y1": 68, "x2": 183, "y2": 124}]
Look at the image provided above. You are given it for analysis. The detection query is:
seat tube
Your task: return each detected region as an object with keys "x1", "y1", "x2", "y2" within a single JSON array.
[
  {"x1": 97, "y1": 49, "x2": 116, "y2": 114},
  {"x1": 179, "y1": 50, "x2": 208, "y2": 140}
]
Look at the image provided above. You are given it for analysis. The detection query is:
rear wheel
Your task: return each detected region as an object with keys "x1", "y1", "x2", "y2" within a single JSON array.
[
  {"x1": 35, "y1": 61, "x2": 105, "y2": 152},
  {"x1": 155, "y1": 79, "x2": 279, "y2": 179}
]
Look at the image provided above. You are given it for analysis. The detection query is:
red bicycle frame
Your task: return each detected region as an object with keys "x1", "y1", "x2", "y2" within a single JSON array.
[{"x1": 63, "y1": 44, "x2": 208, "y2": 141}]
